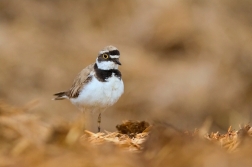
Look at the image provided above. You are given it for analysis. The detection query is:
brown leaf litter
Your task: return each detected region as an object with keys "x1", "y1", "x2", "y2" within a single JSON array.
[
  {"x1": 0, "y1": 100, "x2": 252, "y2": 153},
  {"x1": 205, "y1": 125, "x2": 252, "y2": 152},
  {"x1": 82, "y1": 120, "x2": 151, "y2": 151},
  {"x1": 1, "y1": 100, "x2": 252, "y2": 167},
  {"x1": 82, "y1": 119, "x2": 252, "y2": 153}
]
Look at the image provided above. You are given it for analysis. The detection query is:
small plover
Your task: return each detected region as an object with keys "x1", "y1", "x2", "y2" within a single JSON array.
[{"x1": 53, "y1": 45, "x2": 124, "y2": 132}]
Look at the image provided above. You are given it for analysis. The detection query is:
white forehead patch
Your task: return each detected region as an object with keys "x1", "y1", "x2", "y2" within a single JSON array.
[{"x1": 110, "y1": 55, "x2": 120, "y2": 58}]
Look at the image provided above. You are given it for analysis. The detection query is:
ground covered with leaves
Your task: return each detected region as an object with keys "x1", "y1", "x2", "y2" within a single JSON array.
[{"x1": 0, "y1": 101, "x2": 252, "y2": 167}]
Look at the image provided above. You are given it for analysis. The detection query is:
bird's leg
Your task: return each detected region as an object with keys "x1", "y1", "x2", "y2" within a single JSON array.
[
  {"x1": 97, "y1": 113, "x2": 101, "y2": 132},
  {"x1": 80, "y1": 108, "x2": 86, "y2": 131}
]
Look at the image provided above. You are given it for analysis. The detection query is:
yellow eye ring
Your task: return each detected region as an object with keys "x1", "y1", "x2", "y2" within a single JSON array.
[{"x1": 103, "y1": 54, "x2": 109, "y2": 59}]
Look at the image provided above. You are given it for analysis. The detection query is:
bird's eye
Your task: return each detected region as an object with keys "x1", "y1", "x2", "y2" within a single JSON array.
[{"x1": 102, "y1": 54, "x2": 109, "y2": 59}]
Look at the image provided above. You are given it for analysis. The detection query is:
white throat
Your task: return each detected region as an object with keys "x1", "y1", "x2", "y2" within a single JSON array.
[{"x1": 96, "y1": 59, "x2": 118, "y2": 70}]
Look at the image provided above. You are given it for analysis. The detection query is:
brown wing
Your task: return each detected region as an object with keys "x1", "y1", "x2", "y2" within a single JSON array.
[{"x1": 66, "y1": 63, "x2": 95, "y2": 98}]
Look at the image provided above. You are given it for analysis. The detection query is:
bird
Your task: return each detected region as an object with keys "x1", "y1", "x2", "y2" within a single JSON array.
[{"x1": 53, "y1": 45, "x2": 124, "y2": 132}]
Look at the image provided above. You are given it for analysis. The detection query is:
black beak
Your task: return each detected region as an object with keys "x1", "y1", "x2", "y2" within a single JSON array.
[{"x1": 113, "y1": 59, "x2": 121, "y2": 65}]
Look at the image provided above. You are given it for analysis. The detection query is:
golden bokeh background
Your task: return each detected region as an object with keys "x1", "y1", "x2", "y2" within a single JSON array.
[
  {"x1": 1, "y1": 0, "x2": 252, "y2": 133},
  {"x1": 1, "y1": 1, "x2": 252, "y2": 167}
]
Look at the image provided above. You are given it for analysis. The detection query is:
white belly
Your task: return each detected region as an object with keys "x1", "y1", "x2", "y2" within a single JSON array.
[{"x1": 70, "y1": 75, "x2": 124, "y2": 109}]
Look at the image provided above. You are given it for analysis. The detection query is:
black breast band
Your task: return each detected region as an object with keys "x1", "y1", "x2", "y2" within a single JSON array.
[{"x1": 94, "y1": 63, "x2": 122, "y2": 82}]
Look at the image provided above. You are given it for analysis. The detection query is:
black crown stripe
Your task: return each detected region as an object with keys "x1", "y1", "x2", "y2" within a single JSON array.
[{"x1": 109, "y1": 50, "x2": 120, "y2": 56}]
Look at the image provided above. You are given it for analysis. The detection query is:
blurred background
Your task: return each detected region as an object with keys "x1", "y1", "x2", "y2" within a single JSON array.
[{"x1": 1, "y1": 0, "x2": 252, "y2": 132}]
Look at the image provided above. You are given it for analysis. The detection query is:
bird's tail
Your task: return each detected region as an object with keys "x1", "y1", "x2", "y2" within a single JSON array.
[{"x1": 52, "y1": 91, "x2": 68, "y2": 100}]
